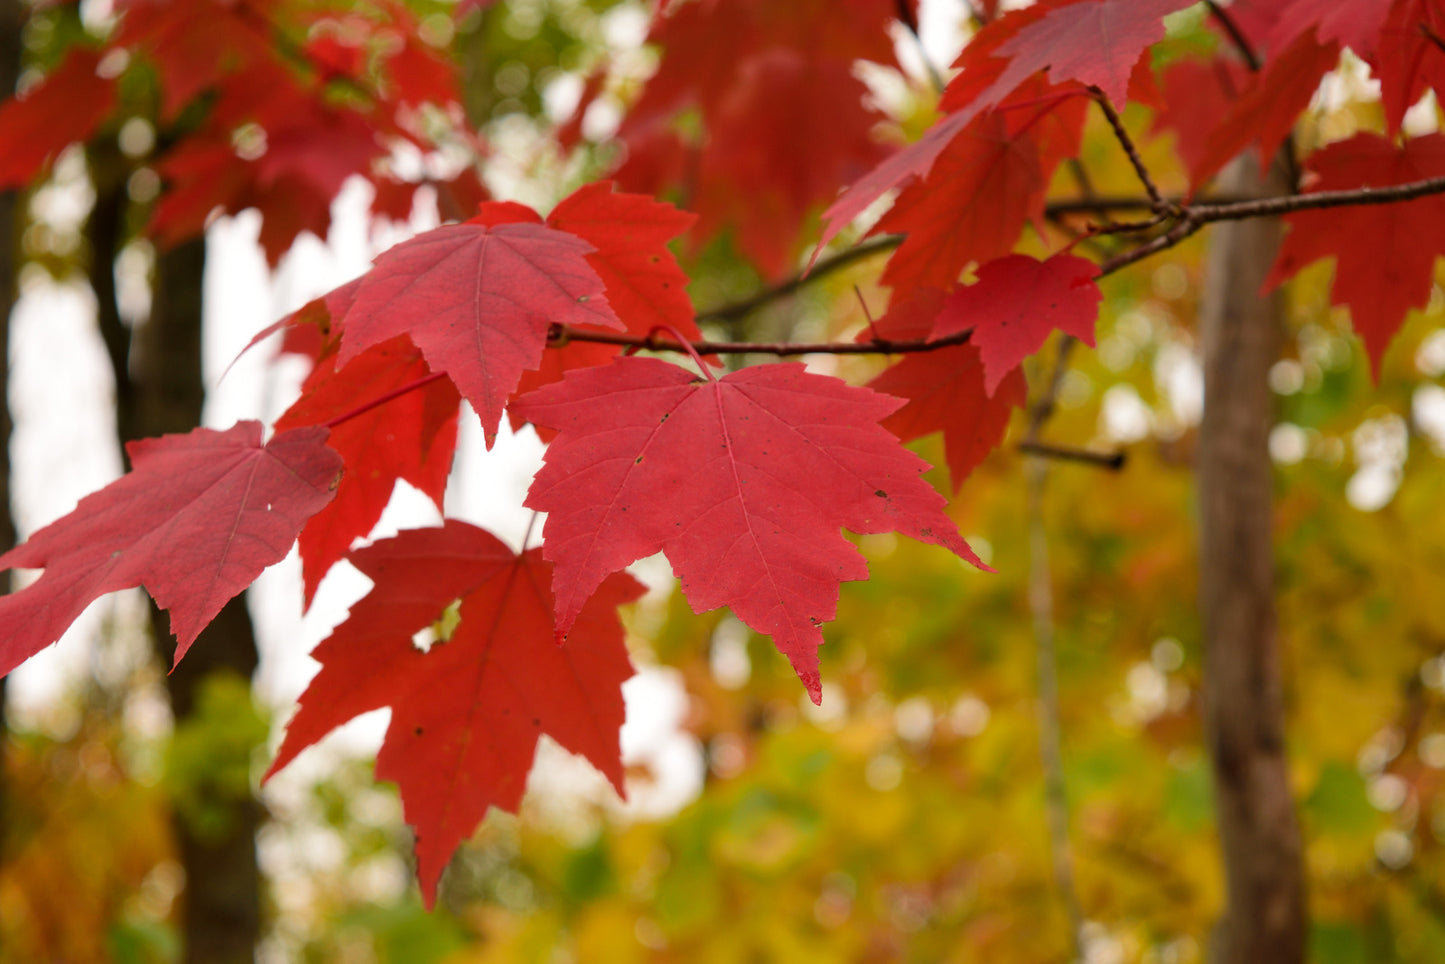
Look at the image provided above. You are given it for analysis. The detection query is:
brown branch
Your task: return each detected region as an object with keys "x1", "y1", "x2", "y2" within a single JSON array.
[
  {"x1": 1019, "y1": 440, "x2": 1126, "y2": 469},
  {"x1": 551, "y1": 324, "x2": 973, "y2": 356},
  {"x1": 1092, "y1": 89, "x2": 1168, "y2": 211},
  {"x1": 695, "y1": 236, "x2": 900, "y2": 324},
  {"x1": 1424, "y1": 21, "x2": 1445, "y2": 56},
  {"x1": 683, "y1": 172, "x2": 1445, "y2": 348},
  {"x1": 1192, "y1": 176, "x2": 1445, "y2": 219},
  {"x1": 1205, "y1": 0, "x2": 1262, "y2": 72}
]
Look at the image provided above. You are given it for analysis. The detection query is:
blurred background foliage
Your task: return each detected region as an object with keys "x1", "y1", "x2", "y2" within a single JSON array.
[{"x1": 4, "y1": 0, "x2": 1445, "y2": 962}]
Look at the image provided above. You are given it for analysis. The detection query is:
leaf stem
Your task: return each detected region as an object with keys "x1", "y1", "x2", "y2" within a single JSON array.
[
  {"x1": 631, "y1": 324, "x2": 721, "y2": 380},
  {"x1": 321, "y1": 371, "x2": 449, "y2": 430}
]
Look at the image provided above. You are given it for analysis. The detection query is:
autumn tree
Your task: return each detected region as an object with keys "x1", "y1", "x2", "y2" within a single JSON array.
[{"x1": 3, "y1": 0, "x2": 1445, "y2": 961}]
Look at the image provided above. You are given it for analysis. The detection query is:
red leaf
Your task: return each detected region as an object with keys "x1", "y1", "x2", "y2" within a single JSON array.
[
  {"x1": 1151, "y1": 55, "x2": 1250, "y2": 187},
  {"x1": 933, "y1": 253, "x2": 1101, "y2": 395},
  {"x1": 974, "y1": 0, "x2": 1195, "y2": 109},
  {"x1": 0, "y1": 423, "x2": 342, "y2": 678},
  {"x1": 1264, "y1": 0, "x2": 1390, "y2": 60},
  {"x1": 514, "y1": 182, "x2": 704, "y2": 414},
  {"x1": 545, "y1": 181, "x2": 698, "y2": 341},
  {"x1": 862, "y1": 289, "x2": 1026, "y2": 491},
  {"x1": 513, "y1": 358, "x2": 986, "y2": 704},
  {"x1": 337, "y1": 221, "x2": 622, "y2": 443},
  {"x1": 613, "y1": 0, "x2": 905, "y2": 275},
  {"x1": 1267, "y1": 132, "x2": 1445, "y2": 377},
  {"x1": 870, "y1": 347, "x2": 1027, "y2": 491},
  {"x1": 266, "y1": 521, "x2": 643, "y2": 907},
  {"x1": 814, "y1": 108, "x2": 979, "y2": 262},
  {"x1": 276, "y1": 338, "x2": 461, "y2": 606},
  {"x1": 1173, "y1": 33, "x2": 1340, "y2": 189},
  {"x1": 0, "y1": 49, "x2": 117, "y2": 188},
  {"x1": 876, "y1": 111, "x2": 1048, "y2": 293},
  {"x1": 1377, "y1": 0, "x2": 1445, "y2": 135},
  {"x1": 116, "y1": 0, "x2": 277, "y2": 120}
]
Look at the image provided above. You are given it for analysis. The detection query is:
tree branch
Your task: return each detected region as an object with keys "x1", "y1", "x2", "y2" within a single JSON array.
[
  {"x1": 633, "y1": 173, "x2": 1445, "y2": 355},
  {"x1": 550, "y1": 325, "x2": 973, "y2": 356},
  {"x1": 1092, "y1": 90, "x2": 1168, "y2": 211}
]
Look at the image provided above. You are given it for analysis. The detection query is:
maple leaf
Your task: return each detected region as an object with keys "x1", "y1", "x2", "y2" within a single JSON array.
[
  {"x1": 1377, "y1": 0, "x2": 1445, "y2": 135},
  {"x1": 337, "y1": 220, "x2": 622, "y2": 443},
  {"x1": 116, "y1": 0, "x2": 278, "y2": 121},
  {"x1": 265, "y1": 521, "x2": 643, "y2": 906},
  {"x1": 1165, "y1": 33, "x2": 1340, "y2": 189},
  {"x1": 513, "y1": 357, "x2": 987, "y2": 704},
  {"x1": 611, "y1": 0, "x2": 905, "y2": 275},
  {"x1": 1267, "y1": 132, "x2": 1445, "y2": 377},
  {"x1": 0, "y1": 48, "x2": 117, "y2": 188},
  {"x1": 875, "y1": 111, "x2": 1048, "y2": 293},
  {"x1": 933, "y1": 253, "x2": 1101, "y2": 396},
  {"x1": 518, "y1": 182, "x2": 707, "y2": 416},
  {"x1": 275, "y1": 337, "x2": 460, "y2": 606},
  {"x1": 863, "y1": 289, "x2": 1027, "y2": 491},
  {"x1": 0, "y1": 423, "x2": 342, "y2": 678},
  {"x1": 1263, "y1": 0, "x2": 1390, "y2": 61},
  {"x1": 972, "y1": 0, "x2": 1196, "y2": 110}
]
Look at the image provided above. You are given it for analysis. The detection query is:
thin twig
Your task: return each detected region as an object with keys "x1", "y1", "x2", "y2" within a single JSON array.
[
  {"x1": 551, "y1": 325, "x2": 973, "y2": 356},
  {"x1": 1203, "y1": 0, "x2": 1301, "y2": 190},
  {"x1": 1205, "y1": 0, "x2": 1261, "y2": 72},
  {"x1": 1092, "y1": 90, "x2": 1168, "y2": 211},
  {"x1": 1023, "y1": 335, "x2": 1088, "y2": 962},
  {"x1": 1019, "y1": 440, "x2": 1125, "y2": 469},
  {"x1": 677, "y1": 172, "x2": 1445, "y2": 343},
  {"x1": 695, "y1": 236, "x2": 900, "y2": 324},
  {"x1": 1424, "y1": 21, "x2": 1445, "y2": 56}
]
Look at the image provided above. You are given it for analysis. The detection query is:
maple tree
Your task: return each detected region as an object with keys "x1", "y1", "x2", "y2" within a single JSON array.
[{"x1": 3, "y1": 0, "x2": 1445, "y2": 957}]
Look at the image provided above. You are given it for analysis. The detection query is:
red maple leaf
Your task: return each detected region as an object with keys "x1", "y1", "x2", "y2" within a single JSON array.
[
  {"x1": 516, "y1": 182, "x2": 706, "y2": 416},
  {"x1": 1377, "y1": 0, "x2": 1445, "y2": 135},
  {"x1": 513, "y1": 357, "x2": 987, "y2": 703},
  {"x1": 0, "y1": 423, "x2": 342, "y2": 678},
  {"x1": 1263, "y1": 0, "x2": 1390, "y2": 60},
  {"x1": 876, "y1": 111, "x2": 1048, "y2": 293},
  {"x1": 116, "y1": 0, "x2": 279, "y2": 121},
  {"x1": 1267, "y1": 132, "x2": 1445, "y2": 376},
  {"x1": 863, "y1": 289, "x2": 1027, "y2": 491},
  {"x1": 1151, "y1": 55, "x2": 1250, "y2": 188},
  {"x1": 265, "y1": 521, "x2": 643, "y2": 906},
  {"x1": 0, "y1": 48, "x2": 117, "y2": 188},
  {"x1": 610, "y1": 0, "x2": 905, "y2": 276},
  {"x1": 973, "y1": 0, "x2": 1196, "y2": 109},
  {"x1": 337, "y1": 220, "x2": 622, "y2": 443},
  {"x1": 275, "y1": 337, "x2": 461, "y2": 606},
  {"x1": 933, "y1": 253, "x2": 1101, "y2": 395},
  {"x1": 1166, "y1": 33, "x2": 1340, "y2": 189}
]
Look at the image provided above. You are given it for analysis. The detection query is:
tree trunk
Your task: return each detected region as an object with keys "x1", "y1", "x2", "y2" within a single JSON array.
[
  {"x1": 1198, "y1": 155, "x2": 1306, "y2": 963},
  {"x1": 0, "y1": 0, "x2": 24, "y2": 857},
  {"x1": 92, "y1": 218, "x2": 264, "y2": 961}
]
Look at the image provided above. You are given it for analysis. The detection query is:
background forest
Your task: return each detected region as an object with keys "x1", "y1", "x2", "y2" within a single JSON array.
[{"x1": 2, "y1": 1, "x2": 1445, "y2": 963}]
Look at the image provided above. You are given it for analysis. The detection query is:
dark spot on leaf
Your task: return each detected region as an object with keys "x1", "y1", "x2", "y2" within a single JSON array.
[
  {"x1": 660, "y1": 412, "x2": 670, "y2": 422},
  {"x1": 532, "y1": 718, "x2": 540, "y2": 727},
  {"x1": 875, "y1": 489, "x2": 887, "y2": 498},
  {"x1": 635, "y1": 456, "x2": 644, "y2": 464},
  {"x1": 414, "y1": 726, "x2": 424, "y2": 736}
]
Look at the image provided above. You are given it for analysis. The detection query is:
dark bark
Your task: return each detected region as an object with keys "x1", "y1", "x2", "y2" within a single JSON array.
[
  {"x1": 0, "y1": 0, "x2": 24, "y2": 858},
  {"x1": 93, "y1": 217, "x2": 263, "y2": 960},
  {"x1": 1198, "y1": 156, "x2": 1306, "y2": 963}
]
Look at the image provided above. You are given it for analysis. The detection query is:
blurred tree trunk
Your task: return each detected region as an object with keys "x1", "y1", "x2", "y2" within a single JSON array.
[
  {"x1": 0, "y1": 0, "x2": 23, "y2": 856},
  {"x1": 89, "y1": 186, "x2": 263, "y2": 958},
  {"x1": 1198, "y1": 155, "x2": 1305, "y2": 963}
]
